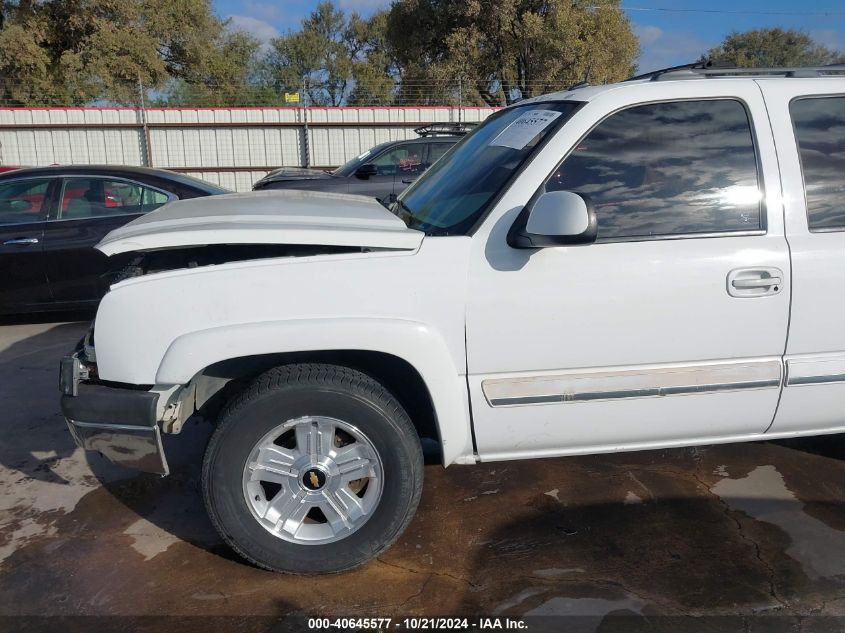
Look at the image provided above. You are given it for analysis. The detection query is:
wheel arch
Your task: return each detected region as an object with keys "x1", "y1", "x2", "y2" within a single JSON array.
[{"x1": 160, "y1": 318, "x2": 475, "y2": 466}]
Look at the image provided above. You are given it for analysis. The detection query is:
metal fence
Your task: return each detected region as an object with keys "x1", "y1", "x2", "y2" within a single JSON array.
[{"x1": 0, "y1": 105, "x2": 498, "y2": 192}]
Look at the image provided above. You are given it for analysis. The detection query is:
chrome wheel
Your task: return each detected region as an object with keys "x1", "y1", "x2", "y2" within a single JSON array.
[{"x1": 241, "y1": 416, "x2": 383, "y2": 544}]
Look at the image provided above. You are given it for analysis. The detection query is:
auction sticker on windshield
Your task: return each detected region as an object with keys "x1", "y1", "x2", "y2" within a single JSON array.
[{"x1": 489, "y1": 109, "x2": 563, "y2": 150}]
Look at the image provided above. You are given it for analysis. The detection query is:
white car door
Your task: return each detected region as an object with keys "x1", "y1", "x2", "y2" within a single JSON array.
[
  {"x1": 465, "y1": 81, "x2": 791, "y2": 461},
  {"x1": 760, "y1": 79, "x2": 845, "y2": 435}
]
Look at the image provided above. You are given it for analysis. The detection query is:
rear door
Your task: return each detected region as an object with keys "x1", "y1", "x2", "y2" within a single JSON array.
[
  {"x1": 761, "y1": 80, "x2": 845, "y2": 434},
  {"x1": 0, "y1": 177, "x2": 54, "y2": 312},
  {"x1": 42, "y1": 176, "x2": 173, "y2": 306}
]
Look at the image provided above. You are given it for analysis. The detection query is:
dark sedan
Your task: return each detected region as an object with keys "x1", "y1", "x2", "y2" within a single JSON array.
[
  {"x1": 252, "y1": 124, "x2": 472, "y2": 201},
  {"x1": 0, "y1": 165, "x2": 227, "y2": 314}
]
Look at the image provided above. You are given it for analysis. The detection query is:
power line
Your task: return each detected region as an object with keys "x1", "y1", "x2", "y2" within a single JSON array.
[{"x1": 598, "y1": 5, "x2": 845, "y2": 16}]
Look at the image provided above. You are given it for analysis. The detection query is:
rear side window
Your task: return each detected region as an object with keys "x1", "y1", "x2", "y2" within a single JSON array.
[
  {"x1": 546, "y1": 99, "x2": 762, "y2": 240},
  {"x1": 426, "y1": 142, "x2": 453, "y2": 166},
  {"x1": 790, "y1": 96, "x2": 845, "y2": 231},
  {"x1": 0, "y1": 179, "x2": 51, "y2": 225},
  {"x1": 59, "y1": 178, "x2": 171, "y2": 220}
]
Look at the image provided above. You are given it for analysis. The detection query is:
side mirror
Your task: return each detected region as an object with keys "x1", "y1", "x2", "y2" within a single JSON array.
[
  {"x1": 355, "y1": 164, "x2": 378, "y2": 179},
  {"x1": 508, "y1": 190, "x2": 597, "y2": 248}
]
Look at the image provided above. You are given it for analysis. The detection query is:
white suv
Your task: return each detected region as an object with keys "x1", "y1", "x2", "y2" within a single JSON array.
[{"x1": 60, "y1": 65, "x2": 845, "y2": 574}]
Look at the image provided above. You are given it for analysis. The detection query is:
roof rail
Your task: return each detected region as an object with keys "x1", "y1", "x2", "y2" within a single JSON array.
[
  {"x1": 628, "y1": 60, "x2": 845, "y2": 82},
  {"x1": 414, "y1": 123, "x2": 476, "y2": 137},
  {"x1": 626, "y1": 60, "x2": 734, "y2": 82}
]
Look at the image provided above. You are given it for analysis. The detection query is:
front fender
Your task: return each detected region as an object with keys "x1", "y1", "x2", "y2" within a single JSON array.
[{"x1": 157, "y1": 318, "x2": 474, "y2": 466}]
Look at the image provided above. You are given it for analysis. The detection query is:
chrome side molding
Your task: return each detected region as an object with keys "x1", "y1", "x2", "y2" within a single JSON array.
[
  {"x1": 785, "y1": 356, "x2": 845, "y2": 386},
  {"x1": 482, "y1": 360, "x2": 782, "y2": 407}
]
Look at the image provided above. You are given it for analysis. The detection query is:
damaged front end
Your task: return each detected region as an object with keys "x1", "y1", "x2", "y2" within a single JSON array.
[
  {"x1": 107, "y1": 243, "x2": 368, "y2": 282},
  {"x1": 60, "y1": 189, "x2": 425, "y2": 476},
  {"x1": 59, "y1": 324, "x2": 170, "y2": 475}
]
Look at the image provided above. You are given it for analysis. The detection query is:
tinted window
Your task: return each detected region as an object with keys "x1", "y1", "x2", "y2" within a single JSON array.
[
  {"x1": 59, "y1": 178, "x2": 171, "y2": 220},
  {"x1": 371, "y1": 146, "x2": 425, "y2": 176},
  {"x1": 426, "y1": 142, "x2": 453, "y2": 166},
  {"x1": 546, "y1": 100, "x2": 761, "y2": 239},
  {"x1": 0, "y1": 179, "x2": 51, "y2": 225},
  {"x1": 790, "y1": 96, "x2": 845, "y2": 230}
]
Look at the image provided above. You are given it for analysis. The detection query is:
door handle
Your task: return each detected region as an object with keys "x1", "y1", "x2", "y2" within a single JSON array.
[
  {"x1": 3, "y1": 237, "x2": 39, "y2": 245},
  {"x1": 727, "y1": 267, "x2": 783, "y2": 298},
  {"x1": 731, "y1": 276, "x2": 782, "y2": 289}
]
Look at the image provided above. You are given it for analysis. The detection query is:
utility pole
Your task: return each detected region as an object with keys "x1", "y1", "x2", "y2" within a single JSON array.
[
  {"x1": 301, "y1": 80, "x2": 310, "y2": 168},
  {"x1": 457, "y1": 77, "x2": 463, "y2": 125},
  {"x1": 137, "y1": 74, "x2": 152, "y2": 167}
]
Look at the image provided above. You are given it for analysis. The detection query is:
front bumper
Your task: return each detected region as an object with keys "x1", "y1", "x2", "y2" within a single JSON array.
[{"x1": 60, "y1": 356, "x2": 168, "y2": 475}]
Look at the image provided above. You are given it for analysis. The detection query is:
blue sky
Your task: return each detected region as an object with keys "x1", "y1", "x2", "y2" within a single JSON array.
[{"x1": 215, "y1": 0, "x2": 845, "y2": 73}]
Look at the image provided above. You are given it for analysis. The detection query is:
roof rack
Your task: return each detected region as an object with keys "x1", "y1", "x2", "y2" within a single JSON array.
[
  {"x1": 414, "y1": 123, "x2": 476, "y2": 137},
  {"x1": 628, "y1": 60, "x2": 845, "y2": 82}
]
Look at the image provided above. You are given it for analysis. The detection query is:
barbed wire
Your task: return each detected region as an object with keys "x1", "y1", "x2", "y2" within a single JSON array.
[{"x1": 0, "y1": 77, "x2": 590, "y2": 109}]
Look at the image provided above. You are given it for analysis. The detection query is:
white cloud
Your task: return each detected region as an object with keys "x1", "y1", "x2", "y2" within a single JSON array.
[
  {"x1": 634, "y1": 24, "x2": 715, "y2": 74},
  {"x1": 228, "y1": 14, "x2": 280, "y2": 47},
  {"x1": 634, "y1": 25, "x2": 663, "y2": 47}
]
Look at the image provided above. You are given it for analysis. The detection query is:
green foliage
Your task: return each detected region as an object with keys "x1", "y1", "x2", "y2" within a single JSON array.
[
  {"x1": 269, "y1": 2, "x2": 394, "y2": 106},
  {"x1": 0, "y1": 0, "x2": 642, "y2": 107},
  {"x1": 386, "y1": 0, "x2": 639, "y2": 106},
  {"x1": 707, "y1": 28, "x2": 845, "y2": 68},
  {"x1": 0, "y1": 0, "x2": 271, "y2": 106}
]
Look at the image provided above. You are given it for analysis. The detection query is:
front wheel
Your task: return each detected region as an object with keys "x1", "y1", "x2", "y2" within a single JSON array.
[{"x1": 202, "y1": 364, "x2": 424, "y2": 574}]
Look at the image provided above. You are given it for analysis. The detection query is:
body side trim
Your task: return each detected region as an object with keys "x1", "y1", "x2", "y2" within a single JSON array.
[
  {"x1": 482, "y1": 359, "x2": 782, "y2": 408},
  {"x1": 785, "y1": 354, "x2": 845, "y2": 386}
]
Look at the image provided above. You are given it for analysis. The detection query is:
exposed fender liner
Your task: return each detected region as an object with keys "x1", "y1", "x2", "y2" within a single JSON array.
[{"x1": 156, "y1": 318, "x2": 474, "y2": 466}]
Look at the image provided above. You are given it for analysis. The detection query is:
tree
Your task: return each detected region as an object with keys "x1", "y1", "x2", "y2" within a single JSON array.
[
  {"x1": 269, "y1": 2, "x2": 395, "y2": 106},
  {"x1": 706, "y1": 28, "x2": 845, "y2": 68},
  {"x1": 155, "y1": 30, "x2": 277, "y2": 106},
  {"x1": 386, "y1": 0, "x2": 639, "y2": 106},
  {"x1": 0, "y1": 0, "x2": 267, "y2": 106}
]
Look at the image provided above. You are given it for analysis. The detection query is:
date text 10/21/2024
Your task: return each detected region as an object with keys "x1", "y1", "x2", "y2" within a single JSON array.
[{"x1": 306, "y1": 618, "x2": 529, "y2": 630}]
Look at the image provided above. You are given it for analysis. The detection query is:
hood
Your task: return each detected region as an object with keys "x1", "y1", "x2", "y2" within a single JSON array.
[
  {"x1": 96, "y1": 189, "x2": 423, "y2": 256},
  {"x1": 255, "y1": 167, "x2": 334, "y2": 186}
]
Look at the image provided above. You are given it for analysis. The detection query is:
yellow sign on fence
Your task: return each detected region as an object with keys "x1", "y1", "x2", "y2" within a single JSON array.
[{"x1": 284, "y1": 92, "x2": 300, "y2": 104}]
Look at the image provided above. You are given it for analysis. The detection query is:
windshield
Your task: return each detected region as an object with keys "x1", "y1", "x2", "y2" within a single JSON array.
[
  {"x1": 392, "y1": 102, "x2": 580, "y2": 235},
  {"x1": 333, "y1": 142, "x2": 392, "y2": 177}
]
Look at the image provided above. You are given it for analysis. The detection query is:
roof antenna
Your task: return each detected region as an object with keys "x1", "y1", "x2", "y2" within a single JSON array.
[{"x1": 567, "y1": 62, "x2": 593, "y2": 91}]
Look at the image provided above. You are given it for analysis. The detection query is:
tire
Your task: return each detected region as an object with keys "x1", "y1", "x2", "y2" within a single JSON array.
[{"x1": 202, "y1": 363, "x2": 424, "y2": 574}]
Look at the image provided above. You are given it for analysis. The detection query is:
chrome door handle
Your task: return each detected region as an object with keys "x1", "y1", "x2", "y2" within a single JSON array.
[
  {"x1": 727, "y1": 267, "x2": 783, "y2": 298},
  {"x1": 3, "y1": 237, "x2": 39, "y2": 245},
  {"x1": 732, "y1": 276, "x2": 782, "y2": 289}
]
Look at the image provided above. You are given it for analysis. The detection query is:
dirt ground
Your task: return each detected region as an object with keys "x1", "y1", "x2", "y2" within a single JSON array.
[{"x1": 3, "y1": 317, "x2": 845, "y2": 632}]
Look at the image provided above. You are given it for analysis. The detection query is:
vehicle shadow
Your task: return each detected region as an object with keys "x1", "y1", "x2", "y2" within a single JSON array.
[
  {"x1": 0, "y1": 318, "x2": 91, "y2": 485},
  {"x1": 411, "y1": 445, "x2": 845, "y2": 626}
]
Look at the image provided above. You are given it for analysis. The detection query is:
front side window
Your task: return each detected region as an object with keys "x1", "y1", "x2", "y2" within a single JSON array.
[
  {"x1": 59, "y1": 178, "x2": 171, "y2": 220},
  {"x1": 546, "y1": 99, "x2": 762, "y2": 240},
  {"x1": 370, "y1": 146, "x2": 425, "y2": 176},
  {"x1": 0, "y1": 179, "x2": 51, "y2": 226},
  {"x1": 790, "y1": 96, "x2": 845, "y2": 230}
]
